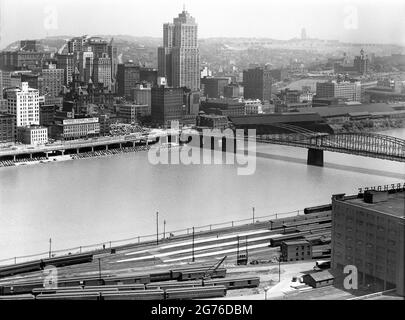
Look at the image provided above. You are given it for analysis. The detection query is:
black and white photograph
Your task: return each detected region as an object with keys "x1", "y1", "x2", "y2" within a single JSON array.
[{"x1": 0, "y1": 0, "x2": 404, "y2": 310}]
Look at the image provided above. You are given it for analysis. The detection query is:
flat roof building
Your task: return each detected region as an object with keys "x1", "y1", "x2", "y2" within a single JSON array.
[
  {"x1": 331, "y1": 188, "x2": 405, "y2": 296},
  {"x1": 118, "y1": 104, "x2": 150, "y2": 124},
  {"x1": 151, "y1": 86, "x2": 184, "y2": 126},
  {"x1": 0, "y1": 113, "x2": 16, "y2": 144},
  {"x1": 117, "y1": 62, "x2": 140, "y2": 98},
  {"x1": 281, "y1": 240, "x2": 312, "y2": 262},
  {"x1": 200, "y1": 99, "x2": 245, "y2": 117},
  {"x1": 6, "y1": 82, "x2": 40, "y2": 127},
  {"x1": 243, "y1": 67, "x2": 272, "y2": 102},
  {"x1": 316, "y1": 81, "x2": 361, "y2": 102},
  {"x1": 17, "y1": 125, "x2": 48, "y2": 145},
  {"x1": 51, "y1": 117, "x2": 100, "y2": 141},
  {"x1": 196, "y1": 114, "x2": 229, "y2": 130},
  {"x1": 201, "y1": 77, "x2": 230, "y2": 99}
]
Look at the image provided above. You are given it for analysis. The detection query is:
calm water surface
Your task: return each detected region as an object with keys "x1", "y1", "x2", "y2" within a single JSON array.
[{"x1": 0, "y1": 128, "x2": 404, "y2": 260}]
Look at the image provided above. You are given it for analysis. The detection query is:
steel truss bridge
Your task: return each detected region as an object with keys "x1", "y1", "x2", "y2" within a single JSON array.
[
  {"x1": 253, "y1": 124, "x2": 405, "y2": 165},
  {"x1": 184, "y1": 124, "x2": 405, "y2": 166}
]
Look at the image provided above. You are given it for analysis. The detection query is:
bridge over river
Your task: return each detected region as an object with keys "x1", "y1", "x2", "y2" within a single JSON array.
[{"x1": 1, "y1": 127, "x2": 404, "y2": 167}]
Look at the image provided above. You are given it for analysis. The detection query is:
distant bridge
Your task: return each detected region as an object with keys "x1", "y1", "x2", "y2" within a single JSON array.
[
  {"x1": 256, "y1": 132, "x2": 405, "y2": 165},
  {"x1": 1, "y1": 127, "x2": 404, "y2": 167},
  {"x1": 181, "y1": 125, "x2": 405, "y2": 166}
]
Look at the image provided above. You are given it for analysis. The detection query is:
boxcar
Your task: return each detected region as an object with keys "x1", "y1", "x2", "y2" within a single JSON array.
[
  {"x1": 101, "y1": 289, "x2": 164, "y2": 300},
  {"x1": 36, "y1": 292, "x2": 100, "y2": 300},
  {"x1": 204, "y1": 276, "x2": 260, "y2": 290},
  {"x1": 165, "y1": 286, "x2": 226, "y2": 300},
  {"x1": 0, "y1": 294, "x2": 35, "y2": 300}
]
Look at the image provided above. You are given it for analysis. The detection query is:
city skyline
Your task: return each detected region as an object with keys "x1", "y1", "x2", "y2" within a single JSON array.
[
  {"x1": 1, "y1": 0, "x2": 405, "y2": 49},
  {"x1": 0, "y1": 0, "x2": 405, "y2": 304}
]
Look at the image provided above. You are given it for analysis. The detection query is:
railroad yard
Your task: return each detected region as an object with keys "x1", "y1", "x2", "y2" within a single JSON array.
[{"x1": 0, "y1": 207, "x2": 387, "y2": 300}]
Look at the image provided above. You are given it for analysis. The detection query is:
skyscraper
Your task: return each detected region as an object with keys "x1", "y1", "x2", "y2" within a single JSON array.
[
  {"x1": 6, "y1": 82, "x2": 39, "y2": 127},
  {"x1": 117, "y1": 62, "x2": 140, "y2": 98},
  {"x1": 56, "y1": 53, "x2": 74, "y2": 86},
  {"x1": 39, "y1": 64, "x2": 64, "y2": 98},
  {"x1": 158, "y1": 8, "x2": 200, "y2": 91},
  {"x1": 93, "y1": 54, "x2": 112, "y2": 89},
  {"x1": 243, "y1": 67, "x2": 273, "y2": 102}
]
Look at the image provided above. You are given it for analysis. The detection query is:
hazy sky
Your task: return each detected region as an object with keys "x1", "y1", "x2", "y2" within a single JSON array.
[{"x1": 1, "y1": 0, "x2": 405, "y2": 48}]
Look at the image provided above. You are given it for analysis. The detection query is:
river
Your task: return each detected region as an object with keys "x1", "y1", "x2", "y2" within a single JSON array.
[{"x1": 0, "y1": 128, "x2": 404, "y2": 261}]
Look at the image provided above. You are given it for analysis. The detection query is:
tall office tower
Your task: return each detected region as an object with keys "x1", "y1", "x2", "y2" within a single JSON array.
[
  {"x1": 107, "y1": 39, "x2": 118, "y2": 81},
  {"x1": 78, "y1": 50, "x2": 94, "y2": 82},
  {"x1": 158, "y1": 8, "x2": 200, "y2": 91},
  {"x1": 243, "y1": 67, "x2": 273, "y2": 102},
  {"x1": 158, "y1": 23, "x2": 175, "y2": 86},
  {"x1": 117, "y1": 62, "x2": 140, "y2": 98},
  {"x1": 6, "y1": 82, "x2": 39, "y2": 127},
  {"x1": 0, "y1": 70, "x2": 12, "y2": 97},
  {"x1": 93, "y1": 54, "x2": 112, "y2": 89},
  {"x1": 151, "y1": 86, "x2": 184, "y2": 125},
  {"x1": 87, "y1": 37, "x2": 108, "y2": 59},
  {"x1": 0, "y1": 113, "x2": 16, "y2": 144},
  {"x1": 67, "y1": 36, "x2": 88, "y2": 55},
  {"x1": 84, "y1": 57, "x2": 94, "y2": 84},
  {"x1": 39, "y1": 64, "x2": 64, "y2": 97},
  {"x1": 56, "y1": 53, "x2": 74, "y2": 86},
  {"x1": 354, "y1": 49, "x2": 369, "y2": 75}
]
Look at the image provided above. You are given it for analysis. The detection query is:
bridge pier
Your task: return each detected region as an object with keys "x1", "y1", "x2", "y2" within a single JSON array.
[
  {"x1": 91, "y1": 147, "x2": 94, "y2": 152},
  {"x1": 307, "y1": 148, "x2": 324, "y2": 167},
  {"x1": 222, "y1": 137, "x2": 227, "y2": 153},
  {"x1": 105, "y1": 145, "x2": 108, "y2": 151},
  {"x1": 199, "y1": 134, "x2": 204, "y2": 148},
  {"x1": 30, "y1": 153, "x2": 33, "y2": 159},
  {"x1": 13, "y1": 155, "x2": 16, "y2": 161},
  {"x1": 61, "y1": 150, "x2": 65, "y2": 156},
  {"x1": 76, "y1": 148, "x2": 79, "y2": 154}
]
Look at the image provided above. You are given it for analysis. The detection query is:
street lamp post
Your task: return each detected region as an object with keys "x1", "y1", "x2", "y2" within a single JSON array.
[
  {"x1": 252, "y1": 207, "x2": 255, "y2": 224},
  {"x1": 163, "y1": 220, "x2": 166, "y2": 240}
]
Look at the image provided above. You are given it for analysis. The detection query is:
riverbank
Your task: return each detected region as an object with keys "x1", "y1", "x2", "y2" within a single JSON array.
[
  {"x1": 330, "y1": 118, "x2": 405, "y2": 134},
  {"x1": 0, "y1": 145, "x2": 152, "y2": 168},
  {"x1": 70, "y1": 145, "x2": 151, "y2": 160}
]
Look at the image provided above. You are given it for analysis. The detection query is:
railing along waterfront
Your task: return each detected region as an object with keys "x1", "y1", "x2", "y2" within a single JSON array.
[{"x1": 0, "y1": 209, "x2": 303, "y2": 266}]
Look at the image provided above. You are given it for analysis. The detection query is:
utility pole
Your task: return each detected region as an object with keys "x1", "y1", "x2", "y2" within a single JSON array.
[
  {"x1": 252, "y1": 207, "x2": 255, "y2": 224},
  {"x1": 156, "y1": 211, "x2": 159, "y2": 246},
  {"x1": 49, "y1": 238, "x2": 52, "y2": 258},
  {"x1": 163, "y1": 220, "x2": 166, "y2": 239},
  {"x1": 192, "y1": 227, "x2": 195, "y2": 262}
]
